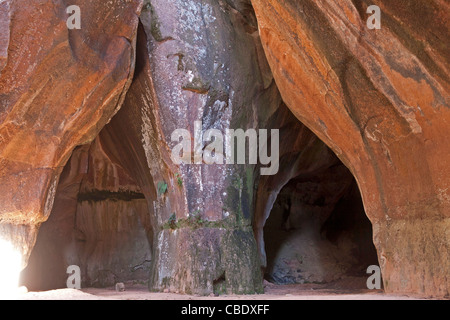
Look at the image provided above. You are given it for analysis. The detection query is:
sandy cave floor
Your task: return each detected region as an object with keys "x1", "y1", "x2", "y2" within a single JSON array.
[{"x1": 11, "y1": 277, "x2": 430, "y2": 300}]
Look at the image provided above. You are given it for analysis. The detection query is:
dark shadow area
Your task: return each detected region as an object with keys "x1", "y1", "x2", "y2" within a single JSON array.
[
  {"x1": 251, "y1": 98, "x2": 380, "y2": 292},
  {"x1": 263, "y1": 165, "x2": 379, "y2": 289}
]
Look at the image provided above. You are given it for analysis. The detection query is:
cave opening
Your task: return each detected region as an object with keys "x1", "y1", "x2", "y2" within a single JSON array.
[
  {"x1": 19, "y1": 130, "x2": 154, "y2": 291},
  {"x1": 19, "y1": 24, "x2": 160, "y2": 292},
  {"x1": 251, "y1": 101, "x2": 381, "y2": 293},
  {"x1": 262, "y1": 161, "x2": 380, "y2": 291}
]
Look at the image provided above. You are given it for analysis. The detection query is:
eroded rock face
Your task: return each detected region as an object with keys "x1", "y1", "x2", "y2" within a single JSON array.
[
  {"x1": 264, "y1": 171, "x2": 377, "y2": 285},
  {"x1": 22, "y1": 0, "x2": 281, "y2": 295},
  {"x1": 3, "y1": 0, "x2": 448, "y2": 298},
  {"x1": 253, "y1": 103, "x2": 378, "y2": 286},
  {"x1": 0, "y1": 0, "x2": 143, "y2": 264},
  {"x1": 116, "y1": 0, "x2": 277, "y2": 294},
  {"x1": 251, "y1": 0, "x2": 449, "y2": 296},
  {"x1": 253, "y1": 102, "x2": 337, "y2": 268},
  {"x1": 21, "y1": 139, "x2": 152, "y2": 290}
]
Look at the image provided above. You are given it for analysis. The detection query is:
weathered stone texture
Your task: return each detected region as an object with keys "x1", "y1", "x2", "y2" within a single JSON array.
[
  {"x1": 0, "y1": 0, "x2": 143, "y2": 263},
  {"x1": 1, "y1": 0, "x2": 448, "y2": 298},
  {"x1": 251, "y1": 0, "x2": 449, "y2": 296}
]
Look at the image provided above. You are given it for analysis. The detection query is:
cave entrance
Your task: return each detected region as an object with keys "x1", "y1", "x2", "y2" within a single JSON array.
[
  {"x1": 254, "y1": 103, "x2": 380, "y2": 292},
  {"x1": 20, "y1": 25, "x2": 159, "y2": 291},
  {"x1": 263, "y1": 161, "x2": 379, "y2": 291},
  {"x1": 20, "y1": 130, "x2": 154, "y2": 291}
]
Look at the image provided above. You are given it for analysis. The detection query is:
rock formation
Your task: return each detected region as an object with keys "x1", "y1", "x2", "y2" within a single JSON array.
[
  {"x1": 102, "y1": 0, "x2": 275, "y2": 295},
  {"x1": 251, "y1": 0, "x2": 449, "y2": 296},
  {"x1": 0, "y1": 0, "x2": 448, "y2": 298},
  {"x1": 0, "y1": 0, "x2": 143, "y2": 265},
  {"x1": 21, "y1": 140, "x2": 152, "y2": 290},
  {"x1": 21, "y1": 0, "x2": 279, "y2": 295}
]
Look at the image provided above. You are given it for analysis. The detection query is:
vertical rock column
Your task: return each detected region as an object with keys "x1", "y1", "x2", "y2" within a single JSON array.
[
  {"x1": 112, "y1": 0, "x2": 280, "y2": 294},
  {"x1": 251, "y1": 0, "x2": 449, "y2": 296}
]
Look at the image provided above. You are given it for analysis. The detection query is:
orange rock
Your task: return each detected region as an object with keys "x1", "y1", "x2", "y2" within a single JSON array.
[
  {"x1": 251, "y1": 0, "x2": 449, "y2": 296},
  {"x1": 0, "y1": 0, "x2": 143, "y2": 263}
]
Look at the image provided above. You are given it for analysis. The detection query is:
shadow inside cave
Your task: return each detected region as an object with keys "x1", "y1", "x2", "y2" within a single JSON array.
[
  {"x1": 19, "y1": 131, "x2": 154, "y2": 291},
  {"x1": 252, "y1": 101, "x2": 381, "y2": 293},
  {"x1": 263, "y1": 168, "x2": 380, "y2": 291}
]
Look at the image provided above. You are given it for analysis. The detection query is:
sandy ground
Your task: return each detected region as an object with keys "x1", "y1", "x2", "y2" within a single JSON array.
[{"x1": 9, "y1": 277, "x2": 430, "y2": 300}]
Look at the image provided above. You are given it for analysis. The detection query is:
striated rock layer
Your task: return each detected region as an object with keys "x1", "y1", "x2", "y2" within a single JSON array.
[
  {"x1": 20, "y1": 141, "x2": 152, "y2": 290},
  {"x1": 251, "y1": 0, "x2": 449, "y2": 296}
]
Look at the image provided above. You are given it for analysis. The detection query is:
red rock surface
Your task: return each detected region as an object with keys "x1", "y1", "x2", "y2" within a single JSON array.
[
  {"x1": 0, "y1": 0, "x2": 448, "y2": 298},
  {"x1": 0, "y1": 0, "x2": 143, "y2": 263},
  {"x1": 20, "y1": 0, "x2": 278, "y2": 295},
  {"x1": 99, "y1": 0, "x2": 275, "y2": 293},
  {"x1": 251, "y1": 0, "x2": 449, "y2": 296},
  {"x1": 20, "y1": 140, "x2": 151, "y2": 290}
]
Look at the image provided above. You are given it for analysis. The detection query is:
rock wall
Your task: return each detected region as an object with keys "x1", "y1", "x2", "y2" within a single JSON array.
[
  {"x1": 253, "y1": 101, "x2": 338, "y2": 268},
  {"x1": 111, "y1": 0, "x2": 276, "y2": 294},
  {"x1": 21, "y1": 139, "x2": 152, "y2": 290},
  {"x1": 0, "y1": 0, "x2": 143, "y2": 265},
  {"x1": 264, "y1": 172, "x2": 377, "y2": 285},
  {"x1": 251, "y1": 0, "x2": 449, "y2": 296},
  {"x1": 21, "y1": 0, "x2": 281, "y2": 295},
  {"x1": 0, "y1": 0, "x2": 448, "y2": 298},
  {"x1": 253, "y1": 103, "x2": 378, "y2": 286}
]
